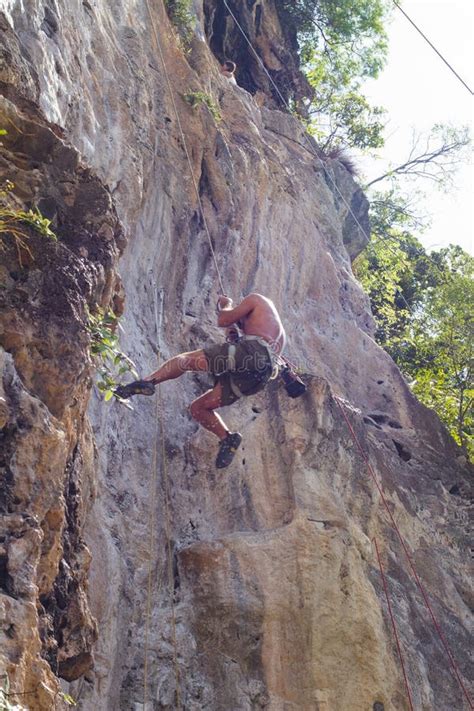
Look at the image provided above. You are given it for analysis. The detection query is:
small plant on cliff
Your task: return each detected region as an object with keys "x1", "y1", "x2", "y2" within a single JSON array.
[
  {"x1": 184, "y1": 91, "x2": 221, "y2": 123},
  {"x1": 165, "y1": 0, "x2": 194, "y2": 47},
  {"x1": 59, "y1": 692, "x2": 76, "y2": 706},
  {"x1": 0, "y1": 205, "x2": 57, "y2": 265},
  {"x1": 86, "y1": 307, "x2": 138, "y2": 402},
  {"x1": 0, "y1": 179, "x2": 15, "y2": 198},
  {"x1": 8, "y1": 208, "x2": 56, "y2": 240}
]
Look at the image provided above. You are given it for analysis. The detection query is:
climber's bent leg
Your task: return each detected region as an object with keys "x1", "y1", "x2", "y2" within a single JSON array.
[
  {"x1": 190, "y1": 384, "x2": 243, "y2": 468},
  {"x1": 146, "y1": 349, "x2": 209, "y2": 385},
  {"x1": 189, "y1": 383, "x2": 229, "y2": 440}
]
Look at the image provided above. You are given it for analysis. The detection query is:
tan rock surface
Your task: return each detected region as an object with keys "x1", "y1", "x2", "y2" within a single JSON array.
[{"x1": 1, "y1": 2, "x2": 472, "y2": 711}]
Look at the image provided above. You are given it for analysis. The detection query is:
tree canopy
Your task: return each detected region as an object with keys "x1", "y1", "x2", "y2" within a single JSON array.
[
  {"x1": 355, "y1": 236, "x2": 473, "y2": 459},
  {"x1": 276, "y1": 0, "x2": 389, "y2": 150},
  {"x1": 275, "y1": 1, "x2": 473, "y2": 458}
]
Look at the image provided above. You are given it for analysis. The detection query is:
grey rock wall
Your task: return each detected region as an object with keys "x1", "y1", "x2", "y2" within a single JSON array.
[{"x1": 1, "y1": 2, "x2": 472, "y2": 710}]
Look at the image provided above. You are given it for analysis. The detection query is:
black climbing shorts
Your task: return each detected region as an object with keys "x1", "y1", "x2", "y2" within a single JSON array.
[{"x1": 204, "y1": 339, "x2": 274, "y2": 406}]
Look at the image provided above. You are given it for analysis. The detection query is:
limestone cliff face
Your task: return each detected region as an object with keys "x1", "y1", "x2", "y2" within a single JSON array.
[{"x1": 0, "y1": 3, "x2": 472, "y2": 711}]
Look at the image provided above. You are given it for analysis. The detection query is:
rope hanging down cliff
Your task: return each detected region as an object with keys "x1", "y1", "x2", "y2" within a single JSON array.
[
  {"x1": 144, "y1": 0, "x2": 226, "y2": 296},
  {"x1": 373, "y1": 537, "x2": 414, "y2": 711},
  {"x1": 336, "y1": 397, "x2": 473, "y2": 709},
  {"x1": 142, "y1": 284, "x2": 182, "y2": 710}
]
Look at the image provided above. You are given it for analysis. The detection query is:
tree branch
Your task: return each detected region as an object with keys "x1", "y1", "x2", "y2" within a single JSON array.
[{"x1": 365, "y1": 128, "x2": 470, "y2": 188}]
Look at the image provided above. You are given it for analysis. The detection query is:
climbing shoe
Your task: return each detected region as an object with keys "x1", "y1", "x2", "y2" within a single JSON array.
[
  {"x1": 114, "y1": 379, "x2": 156, "y2": 399},
  {"x1": 215, "y1": 432, "x2": 243, "y2": 469},
  {"x1": 280, "y1": 366, "x2": 307, "y2": 398}
]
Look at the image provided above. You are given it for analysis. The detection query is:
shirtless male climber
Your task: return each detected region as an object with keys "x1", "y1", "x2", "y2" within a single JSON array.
[{"x1": 117, "y1": 293, "x2": 286, "y2": 468}]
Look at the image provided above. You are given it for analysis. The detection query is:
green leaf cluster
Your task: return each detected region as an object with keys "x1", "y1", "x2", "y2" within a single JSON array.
[
  {"x1": 0, "y1": 207, "x2": 57, "y2": 240},
  {"x1": 17, "y1": 208, "x2": 57, "y2": 240},
  {"x1": 0, "y1": 179, "x2": 15, "y2": 198},
  {"x1": 408, "y1": 252, "x2": 473, "y2": 454},
  {"x1": 60, "y1": 692, "x2": 77, "y2": 706},
  {"x1": 276, "y1": 0, "x2": 389, "y2": 150},
  {"x1": 0, "y1": 206, "x2": 57, "y2": 266},
  {"x1": 184, "y1": 91, "x2": 221, "y2": 123},
  {"x1": 165, "y1": 0, "x2": 194, "y2": 47},
  {"x1": 86, "y1": 308, "x2": 138, "y2": 403},
  {"x1": 279, "y1": 0, "x2": 387, "y2": 49}
]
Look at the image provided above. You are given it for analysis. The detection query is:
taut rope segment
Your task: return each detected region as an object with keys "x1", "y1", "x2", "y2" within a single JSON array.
[
  {"x1": 391, "y1": 0, "x2": 473, "y2": 95},
  {"x1": 142, "y1": 374, "x2": 160, "y2": 706},
  {"x1": 144, "y1": 0, "x2": 226, "y2": 295},
  {"x1": 142, "y1": 283, "x2": 182, "y2": 709}
]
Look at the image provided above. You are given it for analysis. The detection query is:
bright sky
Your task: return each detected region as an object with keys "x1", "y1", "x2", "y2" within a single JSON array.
[{"x1": 358, "y1": 0, "x2": 474, "y2": 255}]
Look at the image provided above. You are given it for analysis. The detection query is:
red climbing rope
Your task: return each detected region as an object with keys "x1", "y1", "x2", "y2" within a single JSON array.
[
  {"x1": 373, "y1": 537, "x2": 415, "y2": 711},
  {"x1": 335, "y1": 397, "x2": 473, "y2": 709}
]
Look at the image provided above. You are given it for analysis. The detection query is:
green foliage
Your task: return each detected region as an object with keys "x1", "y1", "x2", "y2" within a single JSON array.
[
  {"x1": 165, "y1": 0, "x2": 194, "y2": 46},
  {"x1": 303, "y1": 45, "x2": 386, "y2": 150},
  {"x1": 279, "y1": 0, "x2": 387, "y2": 63},
  {"x1": 0, "y1": 205, "x2": 57, "y2": 266},
  {"x1": 407, "y1": 250, "x2": 473, "y2": 455},
  {"x1": 60, "y1": 692, "x2": 77, "y2": 706},
  {"x1": 86, "y1": 308, "x2": 138, "y2": 403},
  {"x1": 0, "y1": 179, "x2": 15, "y2": 198},
  {"x1": 354, "y1": 235, "x2": 412, "y2": 345},
  {"x1": 0, "y1": 206, "x2": 57, "y2": 240},
  {"x1": 356, "y1": 236, "x2": 474, "y2": 459},
  {"x1": 184, "y1": 91, "x2": 221, "y2": 122},
  {"x1": 276, "y1": 0, "x2": 389, "y2": 150},
  {"x1": 15, "y1": 208, "x2": 56, "y2": 239},
  {"x1": 354, "y1": 192, "x2": 433, "y2": 346},
  {"x1": 314, "y1": 87, "x2": 385, "y2": 150}
]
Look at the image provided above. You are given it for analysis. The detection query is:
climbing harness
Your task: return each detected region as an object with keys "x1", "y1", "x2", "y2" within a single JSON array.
[
  {"x1": 222, "y1": 335, "x2": 278, "y2": 400},
  {"x1": 224, "y1": 332, "x2": 304, "y2": 399}
]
